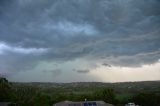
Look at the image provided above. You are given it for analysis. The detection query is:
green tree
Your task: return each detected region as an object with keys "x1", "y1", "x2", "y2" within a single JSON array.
[
  {"x1": 30, "y1": 93, "x2": 51, "y2": 106},
  {"x1": 52, "y1": 93, "x2": 67, "y2": 103},
  {"x1": 13, "y1": 85, "x2": 39, "y2": 106},
  {"x1": 0, "y1": 77, "x2": 13, "y2": 101},
  {"x1": 132, "y1": 92, "x2": 160, "y2": 106},
  {"x1": 93, "y1": 88, "x2": 116, "y2": 104}
]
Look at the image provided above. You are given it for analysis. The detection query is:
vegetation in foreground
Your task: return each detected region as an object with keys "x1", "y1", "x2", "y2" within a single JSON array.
[{"x1": 0, "y1": 77, "x2": 160, "y2": 106}]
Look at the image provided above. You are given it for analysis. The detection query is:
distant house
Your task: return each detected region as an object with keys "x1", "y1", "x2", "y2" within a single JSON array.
[
  {"x1": 125, "y1": 103, "x2": 139, "y2": 106},
  {"x1": 53, "y1": 101, "x2": 114, "y2": 106},
  {"x1": 0, "y1": 102, "x2": 17, "y2": 106}
]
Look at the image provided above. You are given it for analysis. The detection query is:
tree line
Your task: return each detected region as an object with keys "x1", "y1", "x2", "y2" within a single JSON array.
[{"x1": 0, "y1": 77, "x2": 160, "y2": 106}]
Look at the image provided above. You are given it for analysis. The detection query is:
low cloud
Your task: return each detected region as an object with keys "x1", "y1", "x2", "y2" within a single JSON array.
[
  {"x1": 75, "y1": 69, "x2": 90, "y2": 74},
  {"x1": 102, "y1": 63, "x2": 112, "y2": 67},
  {"x1": 0, "y1": 0, "x2": 159, "y2": 80},
  {"x1": 42, "y1": 69, "x2": 62, "y2": 77},
  {"x1": 0, "y1": 42, "x2": 48, "y2": 55}
]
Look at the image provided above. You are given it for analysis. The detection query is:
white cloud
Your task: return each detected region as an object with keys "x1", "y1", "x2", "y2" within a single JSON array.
[
  {"x1": 0, "y1": 42, "x2": 48, "y2": 55},
  {"x1": 90, "y1": 62, "x2": 160, "y2": 82},
  {"x1": 43, "y1": 21, "x2": 98, "y2": 36}
]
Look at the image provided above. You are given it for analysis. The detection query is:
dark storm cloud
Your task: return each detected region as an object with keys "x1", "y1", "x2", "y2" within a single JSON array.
[
  {"x1": 76, "y1": 69, "x2": 90, "y2": 74},
  {"x1": 102, "y1": 63, "x2": 112, "y2": 67},
  {"x1": 0, "y1": 0, "x2": 160, "y2": 74}
]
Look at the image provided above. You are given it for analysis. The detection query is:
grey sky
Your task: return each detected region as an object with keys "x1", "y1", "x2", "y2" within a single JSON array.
[{"x1": 0, "y1": 0, "x2": 160, "y2": 82}]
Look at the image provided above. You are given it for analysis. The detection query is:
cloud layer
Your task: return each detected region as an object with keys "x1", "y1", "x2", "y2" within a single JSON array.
[{"x1": 0, "y1": 0, "x2": 160, "y2": 81}]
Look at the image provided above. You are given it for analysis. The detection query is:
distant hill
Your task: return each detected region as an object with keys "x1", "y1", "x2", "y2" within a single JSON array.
[{"x1": 12, "y1": 81, "x2": 160, "y2": 94}]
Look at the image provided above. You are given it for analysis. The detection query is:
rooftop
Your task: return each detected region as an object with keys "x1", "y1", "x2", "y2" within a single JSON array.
[{"x1": 53, "y1": 101, "x2": 114, "y2": 106}]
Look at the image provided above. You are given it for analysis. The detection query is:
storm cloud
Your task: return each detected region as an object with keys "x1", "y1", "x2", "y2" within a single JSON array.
[
  {"x1": 74, "y1": 69, "x2": 90, "y2": 74},
  {"x1": 0, "y1": 0, "x2": 160, "y2": 81}
]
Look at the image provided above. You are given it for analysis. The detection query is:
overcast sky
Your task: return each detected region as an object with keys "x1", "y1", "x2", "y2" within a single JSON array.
[{"x1": 0, "y1": 0, "x2": 160, "y2": 82}]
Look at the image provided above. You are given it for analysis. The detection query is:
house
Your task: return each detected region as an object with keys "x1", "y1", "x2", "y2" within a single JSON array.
[
  {"x1": 125, "y1": 103, "x2": 139, "y2": 106},
  {"x1": 53, "y1": 101, "x2": 114, "y2": 106}
]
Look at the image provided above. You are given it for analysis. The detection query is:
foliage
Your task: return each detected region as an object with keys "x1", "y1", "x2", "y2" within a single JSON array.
[
  {"x1": 0, "y1": 77, "x2": 160, "y2": 106},
  {"x1": 13, "y1": 85, "x2": 39, "y2": 106},
  {"x1": 30, "y1": 93, "x2": 51, "y2": 106},
  {"x1": 132, "y1": 92, "x2": 160, "y2": 106},
  {"x1": 93, "y1": 88, "x2": 116, "y2": 104},
  {"x1": 0, "y1": 77, "x2": 13, "y2": 101}
]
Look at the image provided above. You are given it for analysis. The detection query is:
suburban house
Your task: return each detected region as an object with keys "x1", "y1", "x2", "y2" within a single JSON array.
[
  {"x1": 53, "y1": 101, "x2": 114, "y2": 106},
  {"x1": 125, "y1": 103, "x2": 139, "y2": 106}
]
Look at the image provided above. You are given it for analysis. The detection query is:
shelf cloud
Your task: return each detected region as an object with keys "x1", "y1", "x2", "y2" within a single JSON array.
[{"x1": 0, "y1": 0, "x2": 159, "y2": 82}]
